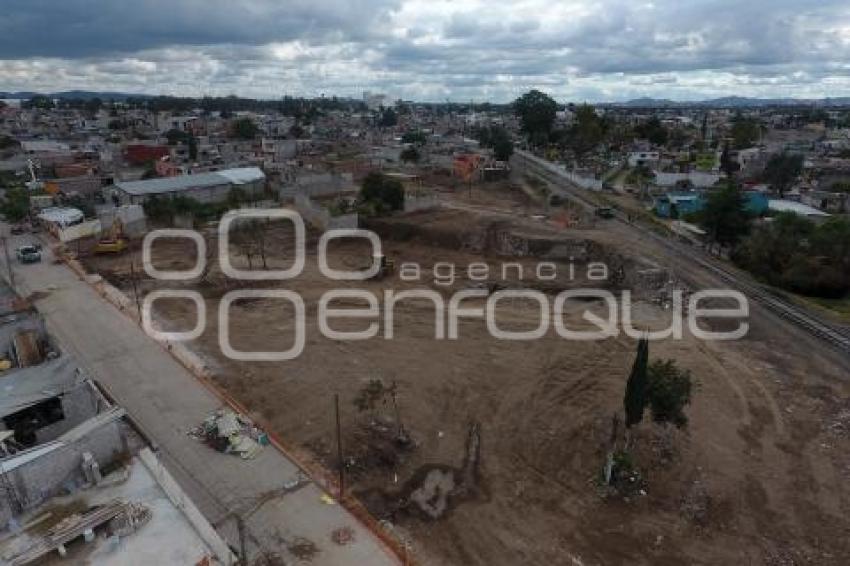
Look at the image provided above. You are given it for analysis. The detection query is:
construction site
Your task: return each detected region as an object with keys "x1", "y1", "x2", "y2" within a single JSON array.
[{"x1": 76, "y1": 175, "x2": 850, "y2": 566}]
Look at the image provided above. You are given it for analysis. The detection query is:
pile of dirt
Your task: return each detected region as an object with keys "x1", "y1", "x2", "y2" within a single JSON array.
[{"x1": 357, "y1": 423, "x2": 485, "y2": 522}]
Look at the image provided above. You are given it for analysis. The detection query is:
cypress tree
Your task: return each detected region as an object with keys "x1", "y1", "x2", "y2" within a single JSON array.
[{"x1": 624, "y1": 338, "x2": 649, "y2": 428}]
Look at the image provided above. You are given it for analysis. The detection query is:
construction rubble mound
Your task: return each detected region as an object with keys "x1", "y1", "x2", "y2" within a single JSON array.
[{"x1": 189, "y1": 409, "x2": 268, "y2": 459}]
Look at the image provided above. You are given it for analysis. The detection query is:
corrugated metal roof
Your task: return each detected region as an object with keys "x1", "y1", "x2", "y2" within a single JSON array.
[
  {"x1": 768, "y1": 199, "x2": 830, "y2": 217},
  {"x1": 37, "y1": 207, "x2": 84, "y2": 226},
  {"x1": 113, "y1": 167, "x2": 265, "y2": 196},
  {"x1": 216, "y1": 167, "x2": 265, "y2": 185},
  {"x1": 0, "y1": 356, "x2": 82, "y2": 419}
]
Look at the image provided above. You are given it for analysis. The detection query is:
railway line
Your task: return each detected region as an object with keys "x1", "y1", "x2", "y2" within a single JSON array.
[{"x1": 515, "y1": 150, "x2": 850, "y2": 354}]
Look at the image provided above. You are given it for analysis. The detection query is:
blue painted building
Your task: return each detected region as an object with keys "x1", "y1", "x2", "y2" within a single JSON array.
[{"x1": 654, "y1": 190, "x2": 768, "y2": 218}]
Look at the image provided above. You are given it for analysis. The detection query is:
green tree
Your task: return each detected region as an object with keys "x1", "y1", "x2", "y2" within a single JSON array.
[
  {"x1": 84, "y1": 97, "x2": 103, "y2": 117},
  {"x1": 635, "y1": 116, "x2": 668, "y2": 146},
  {"x1": 567, "y1": 104, "x2": 606, "y2": 160},
  {"x1": 231, "y1": 118, "x2": 259, "y2": 139},
  {"x1": 698, "y1": 183, "x2": 752, "y2": 250},
  {"x1": 474, "y1": 125, "x2": 513, "y2": 161},
  {"x1": 0, "y1": 187, "x2": 31, "y2": 222},
  {"x1": 730, "y1": 115, "x2": 761, "y2": 149},
  {"x1": 624, "y1": 338, "x2": 649, "y2": 428},
  {"x1": 513, "y1": 90, "x2": 557, "y2": 143},
  {"x1": 810, "y1": 218, "x2": 850, "y2": 275},
  {"x1": 491, "y1": 127, "x2": 514, "y2": 161},
  {"x1": 379, "y1": 107, "x2": 398, "y2": 128},
  {"x1": 288, "y1": 124, "x2": 305, "y2": 139},
  {"x1": 231, "y1": 218, "x2": 269, "y2": 269},
  {"x1": 188, "y1": 135, "x2": 198, "y2": 161},
  {"x1": 763, "y1": 152, "x2": 803, "y2": 198},
  {"x1": 734, "y1": 212, "x2": 813, "y2": 281},
  {"x1": 0, "y1": 135, "x2": 18, "y2": 150},
  {"x1": 734, "y1": 214, "x2": 849, "y2": 298},
  {"x1": 646, "y1": 360, "x2": 693, "y2": 428},
  {"x1": 165, "y1": 128, "x2": 190, "y2": 145},
  {"x1": 401, "y1": 130, "x2": 427, "y2": 145},
  {"x1": 400, "y1": 146, "x2": 420, "y2": 163},
  {"x1": 359, "y1": 172, "x2": 405, "y2": 214},
  {"x1": 227, "y1": 186, "x2": 248, "y2": 208},
  {"x1": 24, "y1": 95, "x2": 54, "y2": 110},
  {"x1": 719, "y1": 142, "x2": 740, "y2": 179}
]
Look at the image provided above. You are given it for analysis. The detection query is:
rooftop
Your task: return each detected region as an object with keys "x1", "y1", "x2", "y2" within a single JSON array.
[
  {"x1": 0, "y1": 449, "x2": 225, "y2": 565},
  {"x1": 113, "y1": 167, "x2": 265, "y2": 196},
  {"x1": 768, "y1": 199, "x2": 831, "y2": 217}
]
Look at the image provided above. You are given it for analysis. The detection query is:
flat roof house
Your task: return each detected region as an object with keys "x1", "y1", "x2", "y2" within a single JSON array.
[{"x1": 108, "y1": 167, "x2": 265, "y2": 205}]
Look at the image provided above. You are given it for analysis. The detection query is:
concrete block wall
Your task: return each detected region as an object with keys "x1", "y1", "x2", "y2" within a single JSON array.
[
  {"x1": 295, "y1": 194, "x2": 358, "y2": 231},
  {"x1": 2, "y1": 419, "x2": 123, "y2": 516},
  {"x1": 34, "y1": 384, "x2": 99, "y2": 445},
  {"x1": 404, "y1": 194, "x2": 439, "y2": 213}
]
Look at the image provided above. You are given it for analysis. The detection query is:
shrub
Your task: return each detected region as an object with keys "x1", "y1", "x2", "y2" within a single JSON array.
[
  {"x1": 359, "y1": 172, "x2": 404, "y2": 215},
  {"x1": 646, "y1": 360, "x2": 693, "y2": 428}
]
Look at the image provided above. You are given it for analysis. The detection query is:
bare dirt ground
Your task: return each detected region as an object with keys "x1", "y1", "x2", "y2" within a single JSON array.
[{"x1": 81, "y1": 183, "x2": 850, "y2": 565}]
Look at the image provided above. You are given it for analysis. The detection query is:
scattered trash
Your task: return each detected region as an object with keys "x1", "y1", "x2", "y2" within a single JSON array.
[
  {"x1": 331, "y1": 526, "x2": 355, "y2": 545},
  {"x1": 282, "y1": 472, "x2": 310, "y2": 492},
  {"x1": 320, "y1": 493, "x2": 337, "y2": 505},
  {"x1": 287, "y1": 537, "x2": 319, "y2": 560},
  {"x1": 188, "y1": 409, "x2": 266, "y2": 459}
]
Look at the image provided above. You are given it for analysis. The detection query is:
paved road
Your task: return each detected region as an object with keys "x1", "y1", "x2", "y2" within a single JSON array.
[{"x1": 0, "y1": 230, "x2": 399, "y2": 566}]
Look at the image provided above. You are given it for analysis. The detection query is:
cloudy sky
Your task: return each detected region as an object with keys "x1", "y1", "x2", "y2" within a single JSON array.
[{"x1": 2, "y1": 0, "x2": 850, "y2": 102}]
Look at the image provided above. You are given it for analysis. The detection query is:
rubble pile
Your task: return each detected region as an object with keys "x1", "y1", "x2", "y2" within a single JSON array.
[{"x1": 189, "y1": 409, "x2": 268, "y2": 459}]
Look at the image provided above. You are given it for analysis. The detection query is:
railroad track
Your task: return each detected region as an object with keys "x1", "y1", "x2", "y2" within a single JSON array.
[{"x1": 516, "y1": 151, "x2": 850, "y2": 354}]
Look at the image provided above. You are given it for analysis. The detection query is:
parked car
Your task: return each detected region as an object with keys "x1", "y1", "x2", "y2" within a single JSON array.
[
  {"x1": 595, "y1": 207, "x2": 615, "y2": 219},
  {"x1": 15, "y1": 244, "x2": 42, "y2": 264}
]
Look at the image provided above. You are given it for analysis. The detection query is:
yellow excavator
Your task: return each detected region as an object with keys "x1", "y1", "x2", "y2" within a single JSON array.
[{"x1": 94, "y1": 218, "x2": 128, "y2": 254}]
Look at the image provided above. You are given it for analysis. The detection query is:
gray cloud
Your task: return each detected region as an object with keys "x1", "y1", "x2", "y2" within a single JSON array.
[
  {"x1": 0, "y1": 0, "x2": 400, "y2": 58},
  {"x1": 1, "y1": 0, "x2": 849, "y2": 101}
]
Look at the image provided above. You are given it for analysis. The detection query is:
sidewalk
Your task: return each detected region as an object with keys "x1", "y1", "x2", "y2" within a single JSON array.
[{"x1": 0, "y1": 230, "x2": 399, "y2": 566}]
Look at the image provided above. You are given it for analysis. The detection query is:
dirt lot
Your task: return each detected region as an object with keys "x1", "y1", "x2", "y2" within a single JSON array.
[{"x1": 81, "y1": 185, "x2": 850, "y2": 565}]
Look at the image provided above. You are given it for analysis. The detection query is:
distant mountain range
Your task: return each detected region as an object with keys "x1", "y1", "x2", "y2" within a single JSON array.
[
  {"x1": 0, "y1": 90, "x2": 153, "y2": 101},
  {"x1": 3, "y1": 90, "x2": 850, "y2": 108},
  {"x1": 605, "y1": 96, "x2": 850, "y2": 108}
]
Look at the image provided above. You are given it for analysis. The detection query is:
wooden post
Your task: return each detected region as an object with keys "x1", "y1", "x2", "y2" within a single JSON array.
[
  {"x1": 335, "y1": 393, "x2": 345, "y2": 500},
  {"x1": 129, "y1": 259, "x2": 142, "y2": 321},
  {"x1": 236, "y1": 515, "x2": 247, "y2": 566},
  {"x1": 1, "y1": 237, "x2": 15, "y2": 293}
]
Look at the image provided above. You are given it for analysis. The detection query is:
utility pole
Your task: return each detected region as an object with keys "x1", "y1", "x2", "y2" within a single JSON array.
[
  {"x1": 2, "y1": 237, "x2": 15, "y2": 293},
  {"x1": 334, "y1": 393, "x2": 345, "y2": 500},
  {"x1": 129, "y1": 259, "x2": 142, "y2": 321},
  {"x1": 236, "y1": 515, "x2": 247, "y2": 566}
]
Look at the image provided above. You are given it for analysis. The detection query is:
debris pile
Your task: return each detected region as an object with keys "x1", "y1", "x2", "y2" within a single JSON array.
[
  {"x1": 109, "y1": 502, "x2": 152, "y2": 537},
  {"x1": 6, "y1": 499, "x2": 150, "y2": 564},
  {"x1": 189, "y1": 409, "x2": 268, "y2": 459},
  {"x1": 331, "y1": 526, "x2": 355, "y2": 545}
]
